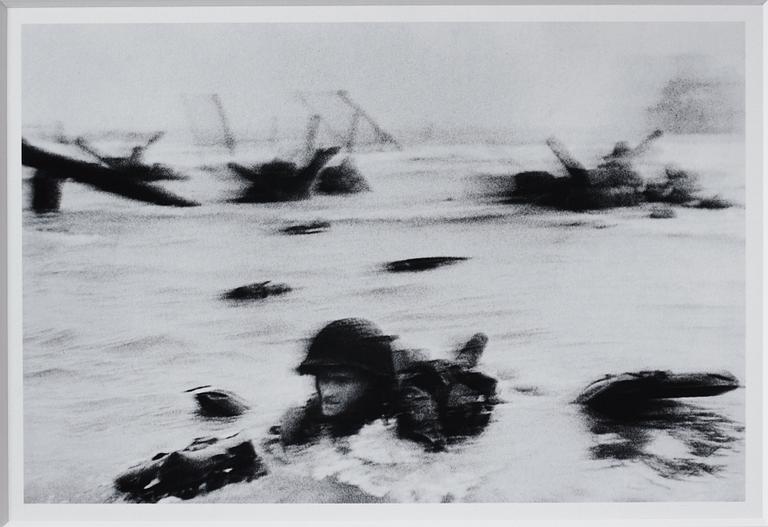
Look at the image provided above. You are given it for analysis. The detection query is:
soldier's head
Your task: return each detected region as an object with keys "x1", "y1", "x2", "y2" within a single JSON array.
[{"x1": 297, "y1": 318, "x2": 396, "y2": 418}]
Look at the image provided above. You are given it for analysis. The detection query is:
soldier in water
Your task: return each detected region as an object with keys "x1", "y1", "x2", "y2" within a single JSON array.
[
  {"x1": 115, "y1": 318, "x2": 498, "y2": 502},
  {"x1": 274, "y1": 318, "x2": 399, "y2": 445},
  {"x1": 271, "y1": 318, "x2": 498, "y2": 452}
]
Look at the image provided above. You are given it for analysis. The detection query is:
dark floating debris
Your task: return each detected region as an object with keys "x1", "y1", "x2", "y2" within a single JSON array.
[
  {"x1": 22, "y1": 140, "x2": 199, "y2": 213},
  {"x1": 691, "y1": 195, "x2": 733, "y2": 210},
  {"x1": 384, "y1": 257, "x2": 470, "y2": 273},
  {"x1": 575, "y1": 370, "x2": 740, "y2": 414},
  {"x1": 114, "y1": 433, "x2": 266, "y2": 502},
  {"x1": 279, "y1": 221, "x2": 331, "y2": 235},
  {"x1": 649, "y1": 206, "x2": 676, "y2": 219},
  {"x1": 222, "y1": 281, "x2": 292, "y2": 302},
  {"x1": 189, "y1": 386, "x2": 250, "y2": 417},
  {"x1": 512, "y1": 385, "x2": 543, "y2": 396}
]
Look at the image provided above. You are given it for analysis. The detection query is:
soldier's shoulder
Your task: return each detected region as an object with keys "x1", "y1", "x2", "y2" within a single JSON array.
[{"x1": 273, "y1": 399, "x2": 321, "y2": 446}]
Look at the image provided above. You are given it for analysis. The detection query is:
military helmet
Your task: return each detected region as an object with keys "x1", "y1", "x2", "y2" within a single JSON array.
[{"x1": 297, "y1": 318, "x2": 395, "y2": 378}]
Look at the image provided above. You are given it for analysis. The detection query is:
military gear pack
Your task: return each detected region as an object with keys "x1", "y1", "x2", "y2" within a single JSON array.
[{"x1": 395, "y1": 334, "x2": 499, "y2": 451}]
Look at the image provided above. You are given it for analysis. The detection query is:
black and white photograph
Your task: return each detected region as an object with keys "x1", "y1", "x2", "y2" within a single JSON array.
[{"x1": 16, "y1": 11, "x2": 752, "y2": 507}]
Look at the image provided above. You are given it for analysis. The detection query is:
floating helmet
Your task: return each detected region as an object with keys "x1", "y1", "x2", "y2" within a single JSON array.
[{"x1": 297, "y1": 318, "x2": 395, "y2": 378}]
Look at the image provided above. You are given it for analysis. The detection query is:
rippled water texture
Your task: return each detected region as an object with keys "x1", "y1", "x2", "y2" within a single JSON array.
[{"x1": 23, "y1": 135, "x2": 745, "y2": 502}]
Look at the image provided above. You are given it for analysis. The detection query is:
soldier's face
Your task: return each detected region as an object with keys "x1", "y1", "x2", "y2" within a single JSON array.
[{"x1": 315, "y1": 367, "x2": 371, "y2": 417}]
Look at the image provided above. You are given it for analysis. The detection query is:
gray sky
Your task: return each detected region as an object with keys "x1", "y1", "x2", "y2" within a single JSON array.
[{"x1": 23, "y1": 22, "x2": 744, "y2": 139}]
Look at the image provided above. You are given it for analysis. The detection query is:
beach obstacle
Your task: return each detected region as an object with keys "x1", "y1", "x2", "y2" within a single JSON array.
[{"x1": 22, "y1": 140, "x2": 199, "y2": 212}]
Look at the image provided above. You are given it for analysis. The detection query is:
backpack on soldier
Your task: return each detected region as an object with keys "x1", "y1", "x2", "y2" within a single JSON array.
[{"x1": 394, "y1": 334, "x2": 499, "y2": 451}]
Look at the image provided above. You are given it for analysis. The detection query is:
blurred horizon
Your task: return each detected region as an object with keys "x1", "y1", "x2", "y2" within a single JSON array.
[{"x1": 23, "y1": 22, "x2": 745, "y2": 148}]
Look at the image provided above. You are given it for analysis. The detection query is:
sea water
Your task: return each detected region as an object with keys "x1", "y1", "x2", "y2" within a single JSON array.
[{"x1": 22, "y1": 134, "x2": 745, "y2": 502}]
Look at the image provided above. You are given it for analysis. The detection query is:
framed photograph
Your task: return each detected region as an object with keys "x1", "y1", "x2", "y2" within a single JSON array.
[{"x1": 2, "y1": 1, "x2": 766, "y2": 526}]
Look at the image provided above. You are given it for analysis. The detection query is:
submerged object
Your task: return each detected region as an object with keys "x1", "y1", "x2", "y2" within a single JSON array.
[
  {"x1": 279, "y1": 221, "x2": 331, "y2": 235},
  {"x1": 22, "y1": 140, "x2": 199, "y2": 212},
  {"x1": 384, "y1": 257, "x2": 469, "y2": 273},
  {"x1": 222, "y1": 281, "x2": 292, "y2": 302},
  {"x1": 691, "y1": 195, "x2": 733, "y2": 210},
  {"x1": 649, "y1": 206, "x2": 676, "y2": 219},
  {"x1": 114, "y1": 433, "x2": 265, "y2": 502},
  {"x1": 316, "y1": 157, "x2": 371, "y2": 194},
  {"x1": 575, "y1": 370, "x2": 740, "y2": 412},
  {"x1": 229, "y1": 146, "x2": 341, "y2": 203},
  {"x1": 187, "y1": 386, "x2": 250, "y2": 417}
]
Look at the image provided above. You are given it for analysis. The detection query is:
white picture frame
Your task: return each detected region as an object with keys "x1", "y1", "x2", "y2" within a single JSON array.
[{"x1": 1, "y1": 1, "x2": 766, "y2": 526}]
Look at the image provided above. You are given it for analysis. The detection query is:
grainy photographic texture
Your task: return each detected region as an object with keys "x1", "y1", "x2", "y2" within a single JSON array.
[{"x1": 22, "y1": 21, "x2": 745, "y2": 503}]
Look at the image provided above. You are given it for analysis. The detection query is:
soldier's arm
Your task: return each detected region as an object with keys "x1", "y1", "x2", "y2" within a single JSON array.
[
  {"x1": 270, "y1": 399, "x2": 322, "y2": 447},
  {"x1": 277, "y1": 406, "x2": 309, "y2": 445}
]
